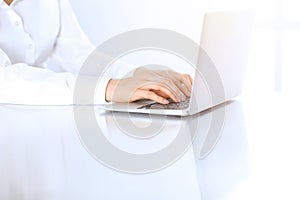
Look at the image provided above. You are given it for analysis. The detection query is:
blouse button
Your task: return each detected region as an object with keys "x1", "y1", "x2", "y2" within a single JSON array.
[{"x1": 28, "y1": 44, "x2": 33, "y2": 50}]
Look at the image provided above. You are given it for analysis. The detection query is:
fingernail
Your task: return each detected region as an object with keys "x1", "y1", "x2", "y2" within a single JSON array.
[{"x1": 162, "y1": 99, "x2": 169, "y2": 104}]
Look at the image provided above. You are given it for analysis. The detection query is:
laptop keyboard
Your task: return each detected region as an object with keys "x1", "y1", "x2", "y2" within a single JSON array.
[{"x1": 149, "y1": 99, "x2": 190, "y2": 110}]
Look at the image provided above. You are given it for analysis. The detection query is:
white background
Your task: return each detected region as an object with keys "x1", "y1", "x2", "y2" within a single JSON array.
[{"x1": 69, "y1": 0, "x2": 300, "y2": 97}]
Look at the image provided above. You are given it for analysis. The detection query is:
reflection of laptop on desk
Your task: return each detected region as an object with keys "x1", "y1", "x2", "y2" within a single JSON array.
[{"x1": 100, "y1": 11, "x2": 253, "y2": 116}]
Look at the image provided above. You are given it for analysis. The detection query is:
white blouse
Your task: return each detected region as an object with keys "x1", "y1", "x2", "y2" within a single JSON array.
[{"x1": 0, "y1": 0, "x2": 110, "y2": 105}]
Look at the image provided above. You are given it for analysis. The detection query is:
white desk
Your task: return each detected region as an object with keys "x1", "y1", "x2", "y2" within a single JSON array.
[
  {"x1": 0, "y1": 93, "x2": 299, "y2": 200},
  {"x1": 196, "y1": 93, "x2": 300, "y2": 200}
]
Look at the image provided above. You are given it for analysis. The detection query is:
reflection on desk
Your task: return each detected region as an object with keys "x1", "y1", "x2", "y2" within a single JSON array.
[
  {"x1": 0, "y1": 103, "x2": 205, "y2": 200},
  {"x1": 3, "y1": 98, "x2": 297, "y2": 200},
  {"x1": 195, "y1": 101, "x2": 249, "y2": 200}
]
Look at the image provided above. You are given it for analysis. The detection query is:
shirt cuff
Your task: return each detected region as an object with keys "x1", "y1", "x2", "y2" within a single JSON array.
[{"x1": 94, "y1": 77, "x2": 111, "y2": 104}]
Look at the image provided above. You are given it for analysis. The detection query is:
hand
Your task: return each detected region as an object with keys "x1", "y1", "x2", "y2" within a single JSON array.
[{"x1": 105, "y1": 67, "x2": 193, "y2": 104}]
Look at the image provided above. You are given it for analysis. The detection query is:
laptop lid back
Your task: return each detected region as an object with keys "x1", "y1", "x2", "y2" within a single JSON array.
[{"x1": 188, "y1": 11, "x2": 254, "y2": 115}]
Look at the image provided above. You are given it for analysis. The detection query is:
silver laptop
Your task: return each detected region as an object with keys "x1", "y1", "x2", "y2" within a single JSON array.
[{"x1": 99, "y1": 11, "x2": 253, "y2": 116}]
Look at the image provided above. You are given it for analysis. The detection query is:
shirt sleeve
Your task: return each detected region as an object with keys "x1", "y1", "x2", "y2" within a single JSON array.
[
  {"x1": 45, "y1": 0, "x2": 95, "y2": 74},
  {"x1": 0, "y1": 48, "x2": 110, "y2": 105},
  {"x1": 47, "y1": 0, "x2": 113, "y2": 104}
]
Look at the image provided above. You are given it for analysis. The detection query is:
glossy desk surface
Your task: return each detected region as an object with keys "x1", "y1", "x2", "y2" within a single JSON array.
[{"x1": 0, "y1": 93, "x2": 299, "y2": 200}]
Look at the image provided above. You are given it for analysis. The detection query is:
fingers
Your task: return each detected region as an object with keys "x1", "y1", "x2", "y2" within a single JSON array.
[
  {"x1": 185, "y1": 74, "x2": 193, "y2": 90},
  {"x1": 134, "y1": 68, "x2": 193, "y2": 101},
  {"x1": 111, "y1": 69, "x2": 194, "y2": 104},
  {"x1": 173, "y1": 79, "x2": 190, "y2": 98},
  {"x1": 141, "y1": 71, "x2": 193, "y2": 102},
  {"x1": 140, "y1": 83, "x2": 179, "y2": 102},
  {"x1": 187, "y1": 74, "x2": 193, "y2": 88},
  {"x1": 134, "y1": 90, "x2": 169, "y2": 104},
  {"x1": 160, "y1": 79, "x2": 186, "y2": 102},
  {"x1": 171, "y1": 72, "x2": 193, "y2": 93}
]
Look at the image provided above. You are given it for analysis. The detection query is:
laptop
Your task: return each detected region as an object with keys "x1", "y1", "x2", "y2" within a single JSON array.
[{"x1": 99, "y1": 11, "x2": 253, "y2": 116}]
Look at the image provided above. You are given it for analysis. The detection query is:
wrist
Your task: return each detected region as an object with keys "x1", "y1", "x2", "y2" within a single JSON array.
[{"x1": 105, "y1": 79, "x2": 120, "y2": 102}]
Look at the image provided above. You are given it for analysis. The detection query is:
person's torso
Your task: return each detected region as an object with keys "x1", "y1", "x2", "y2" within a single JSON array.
[{"x1": 0, "y1": 0, "x2": 60, "y2": 66}]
